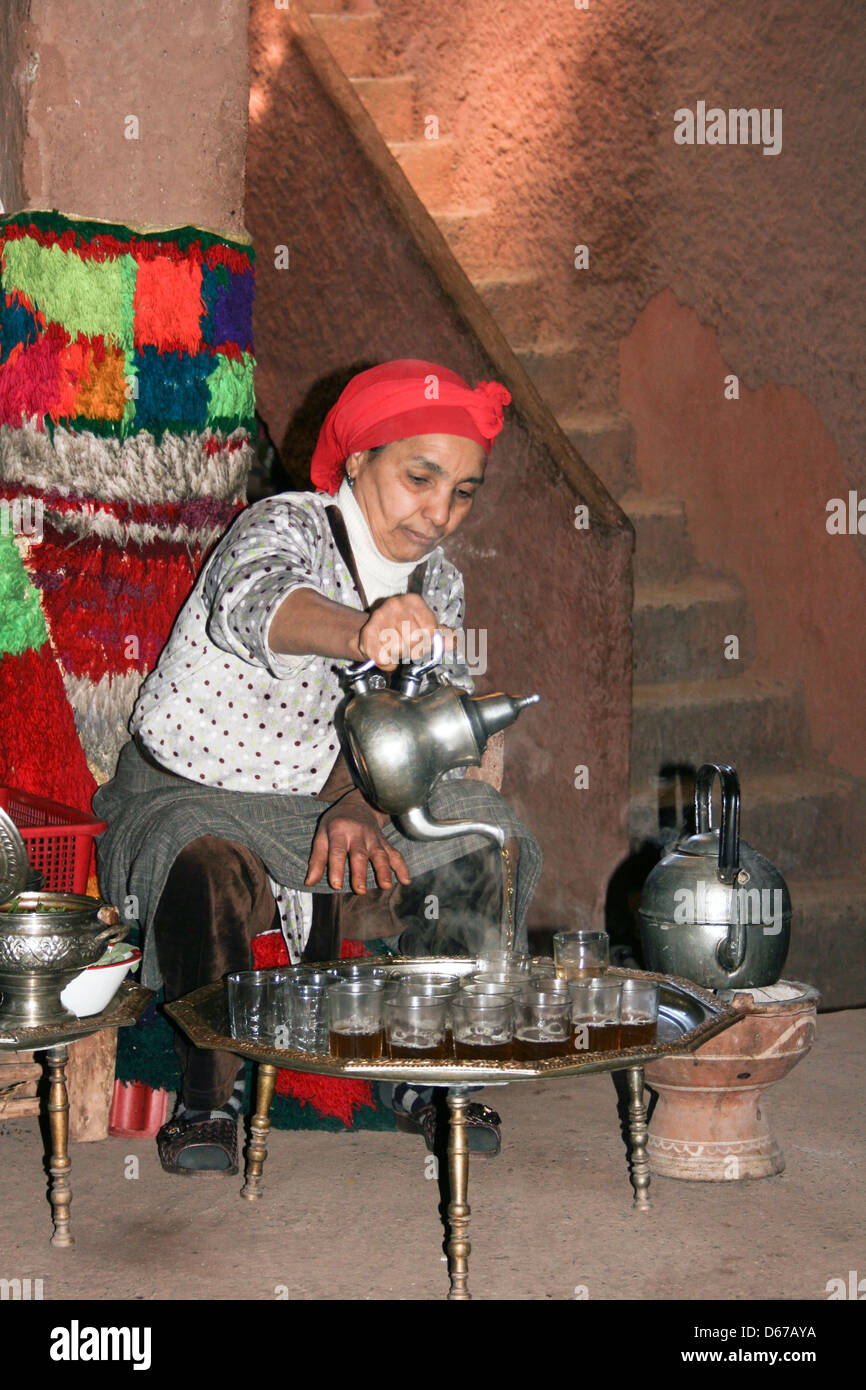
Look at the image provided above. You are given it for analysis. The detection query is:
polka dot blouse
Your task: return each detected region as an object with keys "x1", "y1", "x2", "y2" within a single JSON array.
[{"x1": 129, "y1": 490, "x2": 471, "y2": 794}]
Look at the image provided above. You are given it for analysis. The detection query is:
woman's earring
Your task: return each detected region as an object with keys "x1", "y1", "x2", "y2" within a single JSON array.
[{"x1": 347, "y1": 473, "x2": 355, "y2": 488}]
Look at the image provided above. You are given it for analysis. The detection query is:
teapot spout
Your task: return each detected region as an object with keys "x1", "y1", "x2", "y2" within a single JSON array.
[
  {"x1": 397, "y1": 805, "x2": 506, "y2": 848},
  {"x1": 469, "y1": 692, "x2": 540, "y2": 746}
]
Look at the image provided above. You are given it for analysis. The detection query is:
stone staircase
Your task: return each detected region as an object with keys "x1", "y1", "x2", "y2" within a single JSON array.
[{"x1": 302, "y1": 0, "x2": 866, "y2": 1006}]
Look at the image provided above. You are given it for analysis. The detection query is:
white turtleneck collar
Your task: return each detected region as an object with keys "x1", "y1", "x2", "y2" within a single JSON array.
[{"x1": 335, "y1": 478, "x2": 436, "y2": 604}]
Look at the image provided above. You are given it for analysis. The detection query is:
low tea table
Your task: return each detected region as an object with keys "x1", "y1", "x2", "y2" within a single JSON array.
[{"x1": 167, "y1": 964, "x2": 739, "y2": 1300}]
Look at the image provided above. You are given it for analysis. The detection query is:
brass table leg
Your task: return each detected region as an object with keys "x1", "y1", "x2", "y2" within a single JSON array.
[
  {"x1": 446, "y1": 1086, "x2": 472, "y2": 1300},
  {"x1": 45, "y1": 1045, "x2": 74, "y2": 1247},
  {"x1": 241, "y1": 1062, "x2": 277, "y2": 1201},
  {"x1": 626, "y1": 1065, "x2": 652, "y2": 1211}
]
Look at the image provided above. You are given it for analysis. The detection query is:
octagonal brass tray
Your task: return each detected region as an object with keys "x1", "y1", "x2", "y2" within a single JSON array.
[
  {"x1": 0, "y1": 980, "x2": 155, "y2": 1051},
  {"x1": 166, "y1": 960, "x2": 741, "y2": 1086}
]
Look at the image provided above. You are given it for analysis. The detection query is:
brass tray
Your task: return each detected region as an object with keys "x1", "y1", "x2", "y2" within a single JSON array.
[
  {"x1": 166, "y1": 960, "x2": 741, "y2": 1086},
  {"x1": 0, "y1": 980, "x2": 155, "y2": 1051}
]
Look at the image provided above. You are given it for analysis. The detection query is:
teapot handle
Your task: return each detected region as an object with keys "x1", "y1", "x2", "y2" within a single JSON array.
[
  {"x1": 344, "y1": 631, "x2": 445, "y2": 695},
  {"x1": 695, "y1": 764, "x2": 746, "y2": 975},
  {"x1": 398, "y1": 630, "x2": 446, "y2": 696},
  {"x1": 694, "y1": 763, "x2": 740, "y2": 885}
]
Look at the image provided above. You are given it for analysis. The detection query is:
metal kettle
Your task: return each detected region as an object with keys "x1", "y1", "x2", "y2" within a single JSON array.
[
  {"x1": 639, "y1": 763, "x2": 792, "y2": 990},
  {"x1": 338, "y1": 633, "x2": 540, "y2": 845}
]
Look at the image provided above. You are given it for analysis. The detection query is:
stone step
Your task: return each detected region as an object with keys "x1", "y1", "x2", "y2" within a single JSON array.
[
  {"x1": 350, "y1": 75, "x2": 416, "y2": 141},
  {"x1": 561, "y1": 411, "x2": 637, "y2": 498},
  {"x1": 619, "y1": 491, "x2": 693, "y2": 583},
  {"x1": 629, "y1": 766, "x2": 865, "y2": 879},
  {"x1": 472, "y1": 272, "x2": 552, "y2": 342},
  {"x1": 305, "y1": 0, "x2": 378, "y2": 15},
  {"x1": 784, "y1": 876, "x2": 866, "y2": 1009},
  {"x1": 388, "y1": 136, "x2": 459, "y2": 208},
  {"x1": 633, "y1": 574, "x2": 753, "y2": 683},
  {"x1": 432, "y1": 205, "x2": 505, "y2": 278},
  {"x1": 630, "y1": 675, "x2": 808, "y2": 784},
  {"x1": 514, "y1": 341, "x2": 609, "y2": 416},
  {"x1": 308, "y1": 12, "x2": 388, "y2": 76}
]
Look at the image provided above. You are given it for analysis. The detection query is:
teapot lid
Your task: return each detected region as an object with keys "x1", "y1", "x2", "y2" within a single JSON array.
[
  {"x1": 675, "y1": 828, "x2": 722, "y2": 857},
  {"x1": 0, "y1": 805, "x2": 29, "y2": 905}
]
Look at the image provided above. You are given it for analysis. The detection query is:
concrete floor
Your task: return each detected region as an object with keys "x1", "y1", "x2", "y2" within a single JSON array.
[{"x1": 0, "y1": 1009, "x2": 863, "y2": 1302}]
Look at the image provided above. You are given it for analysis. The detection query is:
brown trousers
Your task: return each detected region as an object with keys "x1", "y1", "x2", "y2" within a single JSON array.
[{"x1": 152, "y1": 834, "x2": 505, "y2": 1109}]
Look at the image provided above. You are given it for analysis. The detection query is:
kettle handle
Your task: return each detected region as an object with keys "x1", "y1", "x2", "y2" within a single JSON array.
[{"x1": 694, "y1": 763, "x2": 740, "y2": 885}]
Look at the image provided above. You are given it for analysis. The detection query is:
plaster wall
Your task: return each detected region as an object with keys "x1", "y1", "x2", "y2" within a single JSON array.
[
  {"x1": 622, "y1": 291, "x2": 866, "y2": 777},
  {"x1": 246, "y1": 3, "x2": 634, "y2": 927},
  {"x1": 378, "y1": 0, "x2": 865, "y2": 771},
  {"x1": 13, "y1": 0, "x2": 249, "y2": 236},
  {"x1": 0, "y1": 0, "x2": 30, "y2": 216}
]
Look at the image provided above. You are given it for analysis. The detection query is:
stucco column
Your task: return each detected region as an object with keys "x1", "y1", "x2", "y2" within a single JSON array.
[{"x1": 0, "y1": 0, "x2": 255, "y2": 805}]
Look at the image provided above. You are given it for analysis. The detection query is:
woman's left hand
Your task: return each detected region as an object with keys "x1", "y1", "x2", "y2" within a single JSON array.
[{"x1": 305, "y1": 791, "x2": 411, "y2": 894}]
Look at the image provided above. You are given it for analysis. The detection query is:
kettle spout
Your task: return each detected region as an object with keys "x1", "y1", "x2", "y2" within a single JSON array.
[{"x1": 397, "y1": 805, "x2": 506, "y2": 848}]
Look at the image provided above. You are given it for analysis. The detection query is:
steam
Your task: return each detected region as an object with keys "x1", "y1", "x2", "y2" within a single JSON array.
[{"x1": 394, "y1": 844, "x2": 509, "y2": 957}]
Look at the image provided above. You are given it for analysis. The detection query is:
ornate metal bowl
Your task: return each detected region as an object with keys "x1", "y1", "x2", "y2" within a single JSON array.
[{"x1": 0, "y1": 892, "x2": 124, "y2": 1025}]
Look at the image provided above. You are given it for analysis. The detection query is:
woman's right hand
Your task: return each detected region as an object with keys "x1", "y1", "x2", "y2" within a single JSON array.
[{"x1": 357, "y1": 594, "x2": 455, "y2": 671}]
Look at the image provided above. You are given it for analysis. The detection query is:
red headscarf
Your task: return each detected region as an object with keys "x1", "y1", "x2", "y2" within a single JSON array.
[{"x1": 310, "y1": 359, "x2": 511, "y2": 495}]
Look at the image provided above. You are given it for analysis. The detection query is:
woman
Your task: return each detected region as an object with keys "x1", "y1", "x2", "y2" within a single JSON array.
[{"x1": 93, "y1": 359, "x2": 542, "y2": 1174}]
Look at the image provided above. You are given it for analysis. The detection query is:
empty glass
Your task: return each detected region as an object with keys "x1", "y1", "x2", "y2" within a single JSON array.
[
  {"x1": 569, "y1": 977, "x2": 622, "y2": 1053},
  {"x1": 296, "y1": 968, "x2": 339, "y2": 990},
  {"x1": 389, "y1": 973, "x2": 460, "y2": 998},
  {"x1": 385, "y1": 994, "x2": 449, "y2": 1060},
  {"x1": 553, "y1": 931, "x2": 610, "y2": 981},
  {"x1": 226, "y1": 969, "x2": 292, "y2": 1043},
  {"x1": 286, "y1": 981, "x2": 329, "y2": 1053},
  {"x1": 327, "y1": 979, "x2": 386, "y2": 1059},
  {"x1": 619, "y1": 979, "x2": 660, "y2": 1048},
  {"x1": 450, "y1": 992, "x2": 514, "y2": 1060},
  {"x1": 525, "y1": 976, "x2": 571, "y2": 997},
  {"x1": 529, "y1": 956, "x2": 556, "y2": 978},
  {"x1": 476, "y1": 949, "x2": 531, "y2": 977},
  {"x1": 331, "y1": 962, "x2": 387, "y2": 982},
  {"x1": 464, "y1": 974, "x2": 527, "y2": 998}
]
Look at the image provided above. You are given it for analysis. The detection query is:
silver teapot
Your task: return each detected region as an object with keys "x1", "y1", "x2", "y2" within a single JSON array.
[
  {"x1": 338, "y1": 633, "x2": 539, "y2": 845},
  {"x1": 639, "y1": 763, "x2": 791, "y2": 990}
]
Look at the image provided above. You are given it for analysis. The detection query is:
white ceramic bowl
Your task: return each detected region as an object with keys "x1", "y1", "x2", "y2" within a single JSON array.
[{"x1": 60, "y1": 943, "x2": 141, "y2": 1018}]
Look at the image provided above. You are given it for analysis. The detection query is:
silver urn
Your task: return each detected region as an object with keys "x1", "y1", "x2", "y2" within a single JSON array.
[
  {"x1": 639, "y1": 763, "x2": 791, "y2": 990},
  {"x1": 0, "y1": 807, "x2": 122, "y2": 1025}
]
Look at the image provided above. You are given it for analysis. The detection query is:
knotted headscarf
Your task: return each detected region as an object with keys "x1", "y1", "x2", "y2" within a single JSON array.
[{"x1": 310, "y1": 359, "x2": 511, "y2": 495}]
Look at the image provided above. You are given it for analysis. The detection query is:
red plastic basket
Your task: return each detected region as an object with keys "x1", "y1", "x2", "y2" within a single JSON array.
[{"x1": 0, "y1": 787, "x2": 106, "y2": 895}]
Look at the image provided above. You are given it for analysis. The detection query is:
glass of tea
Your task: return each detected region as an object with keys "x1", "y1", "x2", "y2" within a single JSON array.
[
  {"x1": 513, "y1": 992, "x2": 572, "y2": 1060},
  {"x1": 450, "y1": 993, "x2": 514, "y2": 1061},
  {"x1": 327, "y1": 979, "x2": 386, "y2": 1059},
  {"x1": 385, "y1": 993, "x2": 450, "y2": 1060},
  {"x1": 569, "y1": 977, "x2": 622, "y2": 1054},
  {"x1": 553, "y1": 931, "x2": 610, "y2": 981},
  {"x1": 619, "y1": 979, "x2": 659, "y2": 1048},
  {"x1": 226, "y1": 969, "x2": 293, "y2": 1043}
]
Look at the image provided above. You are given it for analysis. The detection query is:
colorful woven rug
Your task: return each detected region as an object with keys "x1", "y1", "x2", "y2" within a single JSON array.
[{"x1": 0, "y1": 209, "x2": 254, "y2": 794}]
